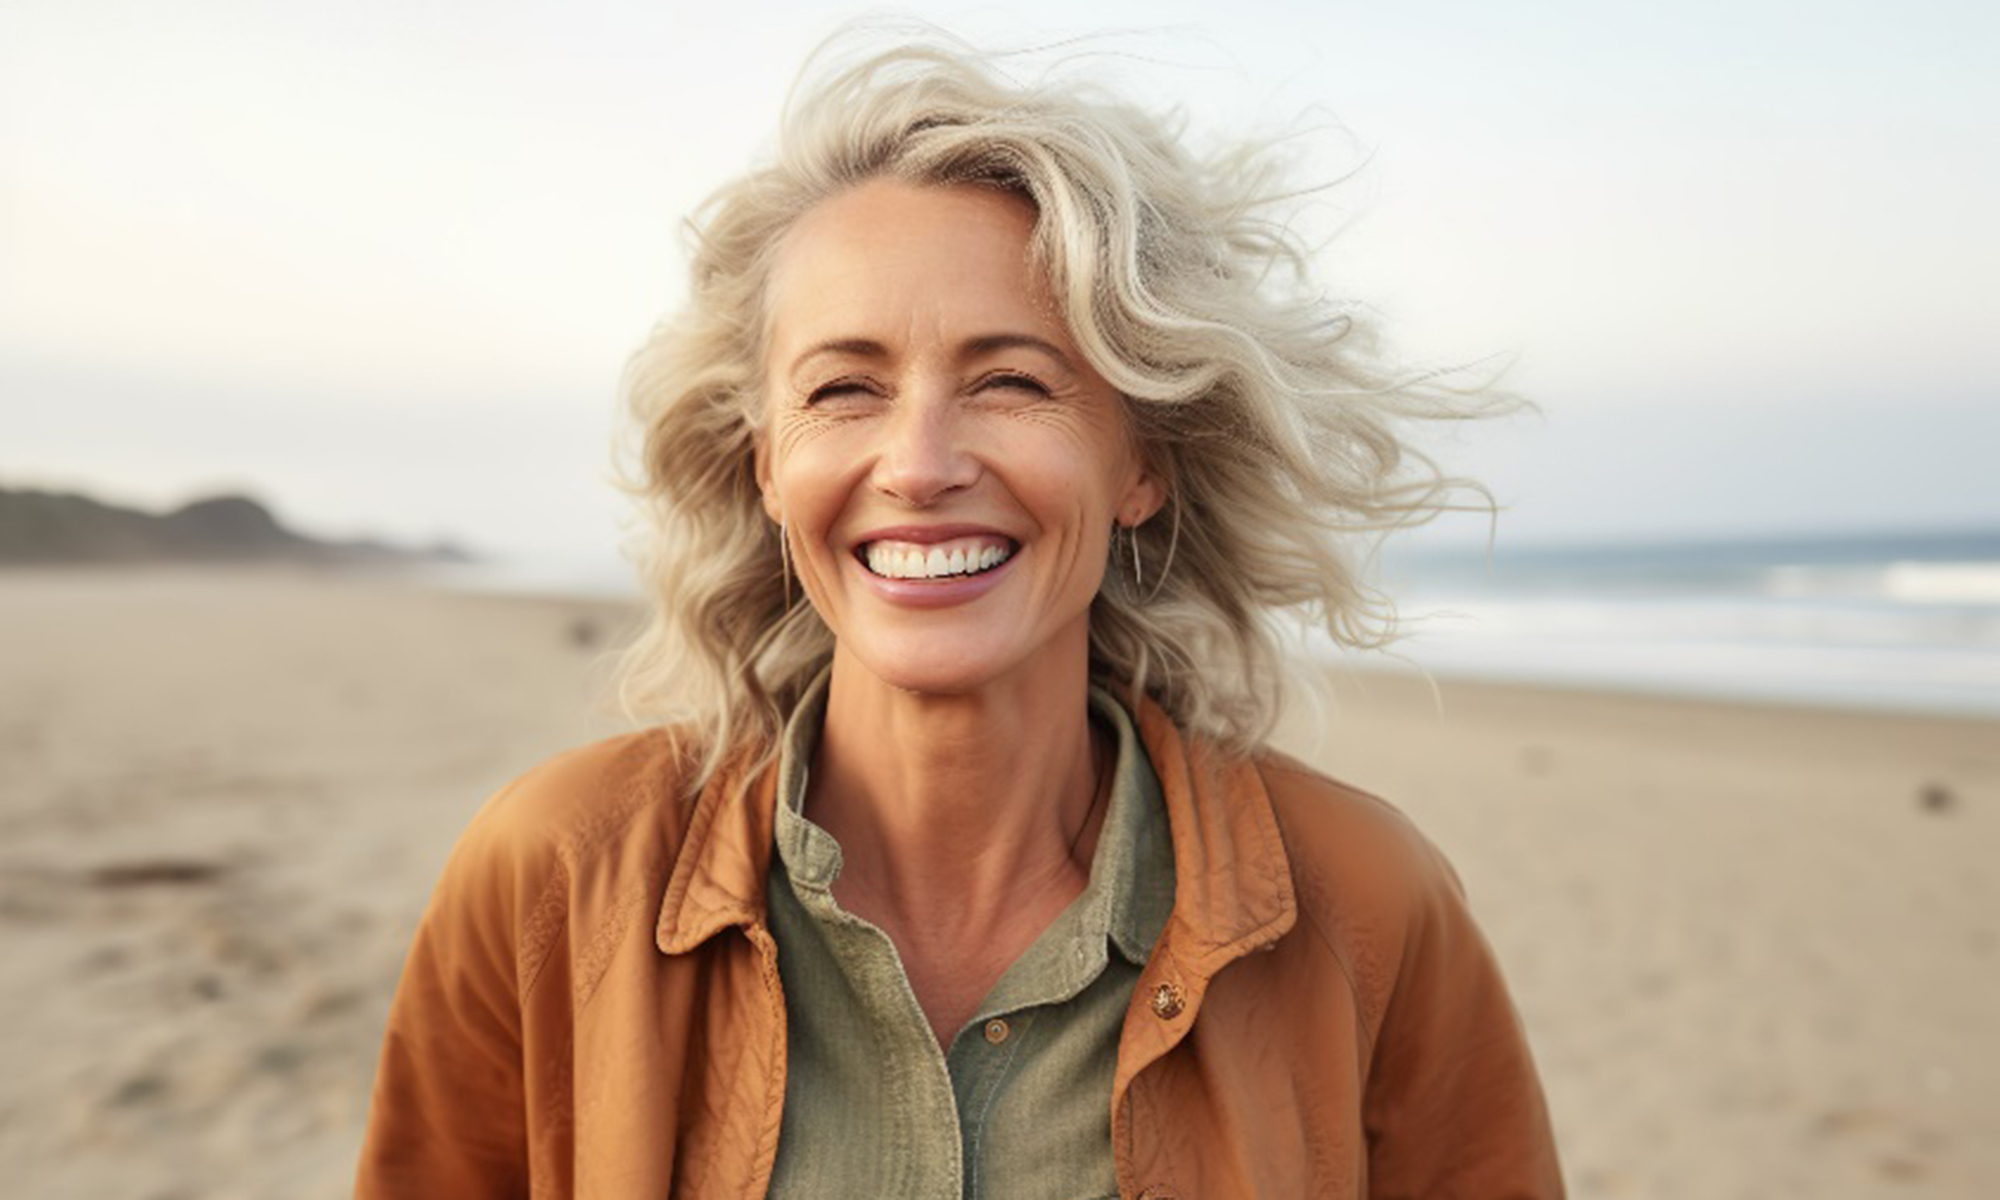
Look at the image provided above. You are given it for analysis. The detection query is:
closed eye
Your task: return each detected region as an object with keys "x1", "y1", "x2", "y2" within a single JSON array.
[
  {"x1": 979, "y1": 371, "x2": 1052, "y2": 396},
  {"x1": 805, "y1": 379, "x2": 877, "y2": 405}
]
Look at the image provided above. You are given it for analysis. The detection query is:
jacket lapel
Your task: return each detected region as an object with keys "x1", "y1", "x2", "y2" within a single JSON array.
[
  {"x1": 648, "y1": 751, "x2": 790, "y2": 1198},
  {"x1": 1112, "y1": 698, "x2": 1299, "y2": 1182},
  {"x1": 656, "y1": 750, "x2": 780, "y2": 955}
]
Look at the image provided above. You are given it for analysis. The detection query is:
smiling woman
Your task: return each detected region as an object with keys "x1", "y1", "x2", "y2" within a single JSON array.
[
  {"x1": 353, "y1": 29, "x2": 1563, "y2": 1200},
  {"x1": 758, "y1": 180, "x2": 1159, "y2": 712}
]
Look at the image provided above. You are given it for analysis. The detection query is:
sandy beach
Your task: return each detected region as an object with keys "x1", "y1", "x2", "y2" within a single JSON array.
[{"x1": 2, "y1": 569, "x2": 1993, "y2": 1199}]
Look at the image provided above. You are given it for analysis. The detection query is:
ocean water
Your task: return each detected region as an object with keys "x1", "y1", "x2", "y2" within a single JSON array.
[
  {"x1": 435, "y1": 528, "x2": 2000, "y2": 719},
  {"x1": 1364, "y1": 528, "x2": 2000, "y2": 717}
]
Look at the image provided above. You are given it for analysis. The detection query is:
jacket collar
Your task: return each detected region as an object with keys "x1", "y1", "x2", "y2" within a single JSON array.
[
  {"x1": 655, "y1": 740, "x2": 780, "y2": 955},
  {"x1": 656, "y1": 692, "x2": 1297, "y2": 966},
  {"x1": 1127, "y1": 697, "x2": 1297, "y2": 968}
]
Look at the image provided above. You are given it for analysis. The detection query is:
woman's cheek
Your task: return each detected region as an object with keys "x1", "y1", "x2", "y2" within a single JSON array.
[{"x1": 770, "y1": 421, "x2": 857, "y2": 508}]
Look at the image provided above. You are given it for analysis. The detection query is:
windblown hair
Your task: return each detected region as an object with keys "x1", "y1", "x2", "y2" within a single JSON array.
[{"x1": 617, "y1": 30, "x2": 1510, "y2": 782}]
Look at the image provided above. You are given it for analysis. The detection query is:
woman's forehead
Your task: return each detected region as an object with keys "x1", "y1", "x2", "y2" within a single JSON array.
[{"x1": 764, "y1": 179, "x2": 1067, "y2": 361}]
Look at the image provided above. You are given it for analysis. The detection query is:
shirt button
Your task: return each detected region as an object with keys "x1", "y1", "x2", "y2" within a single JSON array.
[
  {"x1": 1149, "y1": 981, "x2": 1186, "y2": 1020},
  {"x1": 983, "y1": 1018, "x2": 1010, "y2": 1045}
]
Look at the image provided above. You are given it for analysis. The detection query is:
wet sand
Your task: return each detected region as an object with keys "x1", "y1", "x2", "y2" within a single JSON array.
[{"x1": 1, "y1": 569, "x2": 1993, "y2": 1199}]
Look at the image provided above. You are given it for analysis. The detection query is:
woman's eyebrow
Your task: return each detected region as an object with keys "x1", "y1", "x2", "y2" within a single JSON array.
[
  {"x1": 789, "y1": 338, "x2": 889, "y2": 374},
  {"x1": 789, "y1": 333, "x2": 1076, "y2": 376},
  {"x1": 961, "y1": 333, "x2": 1074, "y2": 370}
]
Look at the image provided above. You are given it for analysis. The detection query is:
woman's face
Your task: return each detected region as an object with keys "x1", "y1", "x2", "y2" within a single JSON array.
[{"x1": 757, "y1": 178, "x2": 1161, "y2": 698}]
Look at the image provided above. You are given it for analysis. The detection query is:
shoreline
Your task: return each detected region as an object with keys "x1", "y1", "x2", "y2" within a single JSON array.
[
  {"x1": 10, "y1": 560, "x2": 1996, "y2": 726},
  {"x1": 1315, "y1": 658, "x2": 2000, "y2": 736}
]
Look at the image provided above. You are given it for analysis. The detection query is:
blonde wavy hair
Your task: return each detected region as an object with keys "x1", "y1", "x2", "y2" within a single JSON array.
[{"x1": 617, "y1": 30, "x2": 1509, "y2": 782}]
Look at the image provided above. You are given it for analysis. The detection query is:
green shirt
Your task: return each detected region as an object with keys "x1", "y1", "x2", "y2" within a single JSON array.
[{"x1": 763, "y1": 675, "x2": 1176, "y2": 1200}]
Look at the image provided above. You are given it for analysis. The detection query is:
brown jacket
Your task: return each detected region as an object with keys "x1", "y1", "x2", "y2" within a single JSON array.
[{"x1": 355, "y1": 698, "x2": 1564, "y2": 1199}]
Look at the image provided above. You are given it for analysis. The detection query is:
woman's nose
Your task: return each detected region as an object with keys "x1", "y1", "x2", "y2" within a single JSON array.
[{"x1": 869, "y1": 399, "x2": 979, "y2": 507}]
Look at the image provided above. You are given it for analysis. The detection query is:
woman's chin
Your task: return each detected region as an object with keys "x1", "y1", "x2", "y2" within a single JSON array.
[
  {"x1": 831, "y1": 629, "x2": 1036, "y2": 699},
  {"x1": 823, "y1": 578, "x2": 1094, "y2": 699},
  {"x1": 847, "y1": 652, "x2": 1011, "y2": 699}
]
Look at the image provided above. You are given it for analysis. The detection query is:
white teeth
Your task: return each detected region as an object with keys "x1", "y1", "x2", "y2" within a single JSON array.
[{"x1": 862, "y1": 537, "x2": 1014, "y2": 580}]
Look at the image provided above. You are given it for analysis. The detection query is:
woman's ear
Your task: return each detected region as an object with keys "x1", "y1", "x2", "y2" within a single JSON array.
[
  {"x1": 1121, "y1": 462, "x2": 1168, "y2": 528},
  {"x1": 753, "y1": 433, "x2": 783, "y2": 525}
]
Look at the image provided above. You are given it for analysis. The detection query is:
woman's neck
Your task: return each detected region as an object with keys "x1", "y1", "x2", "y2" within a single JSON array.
[{"x1": 807, "y1": 638, "x2": 1107, "y2": 946}]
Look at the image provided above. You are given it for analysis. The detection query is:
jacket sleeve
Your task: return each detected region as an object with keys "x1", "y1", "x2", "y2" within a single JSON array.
[
  {"x1": 1362, "y1": 838, "x2": 1565, "y2": 1199},
  {"x1": 354, "y1": 783, "x2": 558, "y2": 1200}
]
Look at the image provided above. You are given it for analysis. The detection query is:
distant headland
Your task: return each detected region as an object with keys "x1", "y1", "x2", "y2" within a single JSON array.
[{"x1": 0, "y1": 485, "x2": 473, "y2": 567}]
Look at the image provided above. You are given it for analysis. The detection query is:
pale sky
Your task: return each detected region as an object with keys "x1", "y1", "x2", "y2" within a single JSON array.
[{"x1": 4, "y1": 0, "x2": 1995, "y2": 567}]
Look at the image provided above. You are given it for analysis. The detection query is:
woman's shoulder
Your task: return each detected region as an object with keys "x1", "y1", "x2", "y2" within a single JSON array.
[
  {"x1": 401, "y1": 726, "x2": 722, "y2": 1005},
  {"x1": 1251, "y1": 748, "x2": 1457, "y2": 884},
  {"x1": 1136, "y1": 700, "x2": 1463, "y2": 922},
  {"x1": 1239, "y1": 755, "x2": 1561, "y2": 1192},
  {"x1": 1246, "y1": 748, "x2": 1482, "y2": 1020},
  {"x1": 466, "y1": 726, "x2": 706, "y2": 857},
  {"x1": 421, "y1": 727, "x2": 711, "y2": 928}
]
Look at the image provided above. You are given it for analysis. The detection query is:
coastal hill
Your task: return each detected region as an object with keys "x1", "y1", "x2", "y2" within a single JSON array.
[{"x1": 0, "y1": 485, "x2": 471, "y2": 566}]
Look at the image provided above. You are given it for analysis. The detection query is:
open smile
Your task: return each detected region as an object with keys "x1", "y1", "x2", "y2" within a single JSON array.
[{"x1": 857, "y1": 535, "x2": 1017, "y2": 581}]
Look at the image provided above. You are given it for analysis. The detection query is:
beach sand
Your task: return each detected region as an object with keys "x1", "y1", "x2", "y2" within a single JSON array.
[{"x1": 1, "y1": 570, "x2": 1993, "y2": 1199}]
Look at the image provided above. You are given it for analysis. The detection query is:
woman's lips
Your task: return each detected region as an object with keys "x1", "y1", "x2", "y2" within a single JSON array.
[
  {"x1": 849, "y1": 537, "x2": 1019, "y2": 608},
  {"x1": 858, "y1": 535, "x2": 1016, "y2": 580}
]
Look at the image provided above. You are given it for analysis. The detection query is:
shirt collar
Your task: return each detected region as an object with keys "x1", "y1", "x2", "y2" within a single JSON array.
[
  {"x1": 1093, "y1": 685, "x2": 1177, "y2": 965},
  {"x1": 658, "y1": 678, "x2": 1294, "y2": 972},
  {"x1": 769, "y1": 669, "x2": 839, "y2": 891}
]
